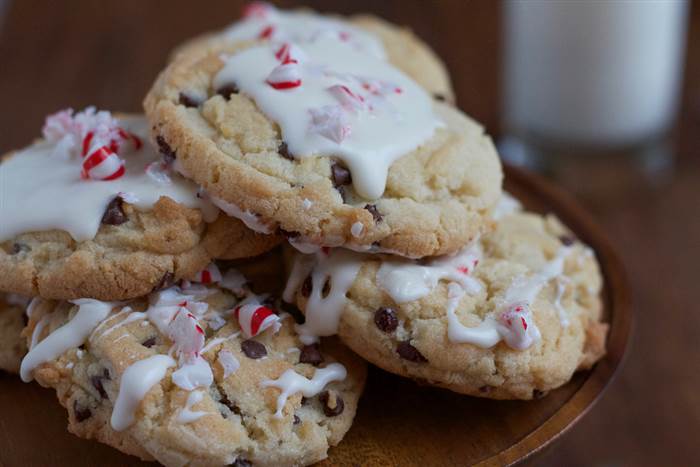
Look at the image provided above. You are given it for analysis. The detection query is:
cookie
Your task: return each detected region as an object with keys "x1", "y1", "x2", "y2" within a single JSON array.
[
  {"x1": 144, "y1": 39, "x2": 501, "y2": 258},
  {"x1": 19, "y1": 264, "x2": 366, "y2": 466},
  {"x1": 0, "y1": 108, "x2": 278, "y2": 301},
  {"x1": 173, "y1": 4, "x2": 454, "y2": 103},
  {"x1": 284, "y1": 200, "x2": 607, "y2": 400},
  {"x1": 0, "y1": 293, "x2": 29, "y2": 373}
]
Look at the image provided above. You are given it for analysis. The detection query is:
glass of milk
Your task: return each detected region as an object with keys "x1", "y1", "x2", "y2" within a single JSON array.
[{"x1": 500, "y1": 0, "x2": 689, "y2": 184}]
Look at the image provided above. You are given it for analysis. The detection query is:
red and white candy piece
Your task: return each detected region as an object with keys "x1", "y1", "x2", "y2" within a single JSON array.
[
  {"x1": 258, "y1": 24, "x2": 276, "y2": 40},
  {"x1": 233, "y1": 302, "x2": 281, "y2": 338},
  {"x1": 457, "y1": 258, "x2": 479, "y2": 275},
  {"x1": 168, "y1": 308, "x2": 205, "y2": 357},
  {"x1": 266, "y1": 60, "x2": 302, "y2": 90},
  {"x1": 243, "y1": 1, "x2": 273, "y2": 19},
  {"x1": 191, "y1": 263, "x2": 222, "y2": 284},
  {"x1": 496, "y1": 301, "x2": 540, "y2": 350},
  {"x1": 81, "y1": 141, "x2": 125, "y2": 181},
  {"x1": 274, "y1": 42, "x2": 306, "y2": 64},
  {"x1": 309, "y1": 105, "x2": 351, "y2": 143},
  {"x1": 327, "y1": 85, "x2": 367, "y2": 112}
]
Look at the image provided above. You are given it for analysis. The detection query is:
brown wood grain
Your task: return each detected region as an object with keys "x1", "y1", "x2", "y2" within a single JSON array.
[{"x1": 0, "y1": 0, "x2": 698, "y2": 466}]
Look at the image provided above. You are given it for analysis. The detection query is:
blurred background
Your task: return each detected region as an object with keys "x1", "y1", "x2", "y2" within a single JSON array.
[{"x1": 0, "y1": 0, "x2": 698, "y2": 465}]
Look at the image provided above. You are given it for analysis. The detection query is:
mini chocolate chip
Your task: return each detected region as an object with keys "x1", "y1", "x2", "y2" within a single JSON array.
[
  {"x1": 374, "y1": 308, "x2": 398, "y2": 333},
  {"x1": 331, "y1": 163, "x2": 352, "y2": 187},
  {"x1": 364, "y1": 204, "x2": 383, "y2": 223},
  {"x1": 230, "y1": 458, "x2": 252, "y2": 467},
  {"x1": 241, "y1": 339, "x2": 267, "y2": 359},
  {"x1": 156, "y1": 136, "x2": 176, "y2": 164},
  {"x1": 73, "y1": 400, "x2": 91, "y2": 422},
  {"x1": 318, "y1": 391, "x2": 344, "y2": 417},
  {"x1": 217, "y1": 83, "x2": 239, "y2": 99},
  {"x1": 299, "y1": 344, "x2": 324, "y2": 366},
  {"x1": 301, "y1": 276, "x2": 312, "y2": 298},
  {"x1": 559, "y1": 234, "x2": 576, "y2": 247},
  {"x1": 11, "y1": 243, "x2": 29, "y2": 254},
  {"x1": 91, "y1": 375, "x2": 108, "y2": 399},
  {"x1": 152, "y1": 272, "x2": 175, "y2": 292},
  {"x1": 396, "y1": 341, "x2": 428, "y2": 363},
  {"x1": 278, "y1": 142, "x2": 294, "y2": 161},
  {"x1": 293, "y1": 414, "x2": 301, "y2": 425},
  {"x1": 533, "y1": 389, "x2": 547, "y2": 399},
  {"x1": 101, "y1": 196, "x2": 127, "y2": 225},
  {"x1": 179, "y1": 92, "x2": 199, "y2": 108},
  {"x1": 141, "y1": 336, "x2": 157, "y2": 348},
  {"x1": 433, "y1": 93, "x2": 447, "y2": 102}
]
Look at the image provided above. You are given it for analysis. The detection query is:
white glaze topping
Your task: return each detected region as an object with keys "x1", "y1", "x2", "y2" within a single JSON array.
[
  {"x1": 284, "y1": 249, "x2": 362, "y2": 344},
  {"x1": 376, "y1": 243, "x2": 482, "y2": 303},
  {"x1": 111, "y1": 354, "x2": 176, "y2": 431},
  {"x1": 171, "y1": 355, "x2": 214, "y2": 391},
  {"x1": 177, "y1": 390, "x2": 208, "y2": 424},
  {"x1": 210, "y1": 195, "x2": 274, "y2": 234},
  {"x1": 261, "y1": 363, "x2": 347, "y2": 418},
  {"x1": 20, "y1": 299, "x2": 113, "y2": 382},
  {"x1": 214, "y1": 39, "x2": 440, "y2": 200},
  {"x1": 222, "y1": 4, "x2": 386, "y2": 60},
  {"x1": 0, "y1": 112, "x2": 217, "y2": 242},
  {"x1": 217, "y1": 350, "x2": 240, "y2": 378}
]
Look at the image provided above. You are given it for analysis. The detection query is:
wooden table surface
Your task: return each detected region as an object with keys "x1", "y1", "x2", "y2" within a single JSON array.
[{"x1": 0, "y1": 1, "x2": 698, "y2": 466}]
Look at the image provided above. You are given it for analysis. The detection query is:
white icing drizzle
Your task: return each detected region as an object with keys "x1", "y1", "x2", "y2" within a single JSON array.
[
  {"x1": 214, "y1": 40, "x2": 440, "y2": 200},
  {"x1": 210, "y1": 195, "x2": 273, "y2": 234},
  {"x1": 217, "y1": 350, "x2": 240, "y2": 379},
  {"x1": 111, "y1": 354, "x2": 176, "y2": 431},
  {"x1": 377, "y1": 243, "x2": 482, "y2": 303},
  {"x1": 445, "y1": 283, "x2": 500, "y2": 348},
  {"x1": 20, "y1": 299, "x2": 113, "y2": 382},
  {"x1": 177, "y1": 390, "x2": 208, "y2": 424},
  {"x1": 0, "y1": 115, "x2": 217, "y2": 242},
  {"x1": 171, "y1": 355, "x2": 213, "y2": 391},
  {"x1": 492, "y1": 191, "x2": 522, "y2": 220},
  {"x1": 350, "y1": 222, "x2": 364, "y2": 238},
  {"x1": 285, "y1": 250, "x2": 363, "y2": 344},
  {"x1": 261, "y1": 363, "x2": 347, "y2": 418},
  {"x1": 553, "y1": 277, "x2": 571, "y2": 328},
  {"x1": 25, "y1": 297, "x2": 44, "y2": 319},
  {"x1": 200, "y1": 332, "x2": 240, "y2": 354},
  {"x1": 222, "y1": 6, "x2": 386, "y2": 60},
  {"x1": 91, "y1": 308, "x2": 147, "y2": 341}
]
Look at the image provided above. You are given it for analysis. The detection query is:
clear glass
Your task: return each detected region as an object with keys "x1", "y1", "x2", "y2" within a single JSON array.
[{"x1": 500, "y1": 0, "x2": 689, "y2": 183}]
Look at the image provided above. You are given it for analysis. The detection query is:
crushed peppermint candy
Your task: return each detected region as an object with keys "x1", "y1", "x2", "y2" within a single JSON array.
[
  {"x1": 266, "y1": 60, "x2": 302, "y2": 90},
  {"x1": 234, "y1": 298, "x2": 281, "y2": 338},
  {"x1": 496, "y1": 302, "x2": 541, "y2": 351},
  {"x1": 191, "y1": 263, "x2": 223, "y2": 285},
  {"x1": 217, "y1": 350, "x2": 240, "y2": 378},
  {"x1": 308, "y1": 105, "x2": 351, "y2": 143}
]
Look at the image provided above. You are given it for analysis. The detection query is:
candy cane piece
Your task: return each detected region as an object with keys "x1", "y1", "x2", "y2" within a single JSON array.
[
  {"x1": 234, "y1": 303, "x2": 281, "y2": 338},
  {"x1": 266, "y1": 61, "x2": 302, "y2": 90},
  {"x1": 309, "y1": 105, "x2": 351, "y2": 143},
  {"x1": 192, "y1": 263, "x2": 222, "y2": 284},
  {"x1": 168, "y1": 308, "x2": 205, "y2": 357},
  {"x1": 81, "y1": 146, "x2": 125, "y2": 181}
]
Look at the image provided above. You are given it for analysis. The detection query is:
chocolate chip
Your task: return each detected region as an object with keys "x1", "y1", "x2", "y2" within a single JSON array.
[
  {"x1": 278, "y1": 142, "x2": 294, "y2": 161},
  {"x1": 433, "y1": 93, "x2": 447, "y2": 102},
  {"x1": 293, "y1": 414, "x2": 301, "y2": 425},
  {"x1": 533, "y1": 389, "x2": 547, "y2": 399},
  {"x1": 299, "y1": 344, "x2": 324, "y2": 366},
  {"x1": 364, "y1": 204, "x2": 383, "y2": 223},
  {"x1": 331, "y1": 163, "x2": 351, "y2": 187},
  {"x1": 73, "y1": 400, "x2": 91, "y2": 422},
  {"x1": 318, "y1": 390, "x2": 344, "y2": 417},
  {"x1": 217, "y1": 83, "x2": 239, "y2": 99},
  {"x1": 396, "y1": 341, "x2": 428, "y2": 363},
  {"x1": 559, "y1": 234, "x2": 576, "y2": 247},
  {"x1": 11, "y1": 243, "x2": 29, "y2": 254},
  {"x1": 156, "y1": 136, "x2": 176, "y2": 164},
  {"x1": 152, "y1": 272, "x2": 175, "y2": 292},
  {"x1": 141, "y1": 336, "x2": 157, "y2": 348},
  {"x1": 179, "y1": 92, "x2": 200, "y2": 108},
  {"x1": 91, "y1": 375, "x2": 108, "y2": 399},
  {"x1": 374, "y1": 308, "x2": 398, "y2": 333},
  {"x1": 301, "y1": 276, "x2": 312, "y2": 298},
  {"x1": 101, "y1": 196, "x2": 127, "y2": 225},
  {"x1": 301, "y1": 397, "x2": 309, "y2": 405},
  {"x1": 230, "y1": 458, "x2": 252, "y2": 467},
  {"x1": 241, "y1": 340, "x2": 267, "y2": 359}
]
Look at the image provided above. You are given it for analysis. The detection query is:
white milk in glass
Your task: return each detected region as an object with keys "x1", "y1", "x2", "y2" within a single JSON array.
[{"x1": 502, "y1": 0, "x2": 688, "y2": 150}]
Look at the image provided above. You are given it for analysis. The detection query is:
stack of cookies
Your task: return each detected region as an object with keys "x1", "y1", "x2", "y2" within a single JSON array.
[{"x1": 0, "y1": 3, "x2": 608, "y2": 466}]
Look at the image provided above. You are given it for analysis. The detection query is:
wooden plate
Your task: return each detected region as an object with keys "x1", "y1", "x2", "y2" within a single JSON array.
[{"x1": 0, "y1": 165, "x2": 632, "y2": 466}]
